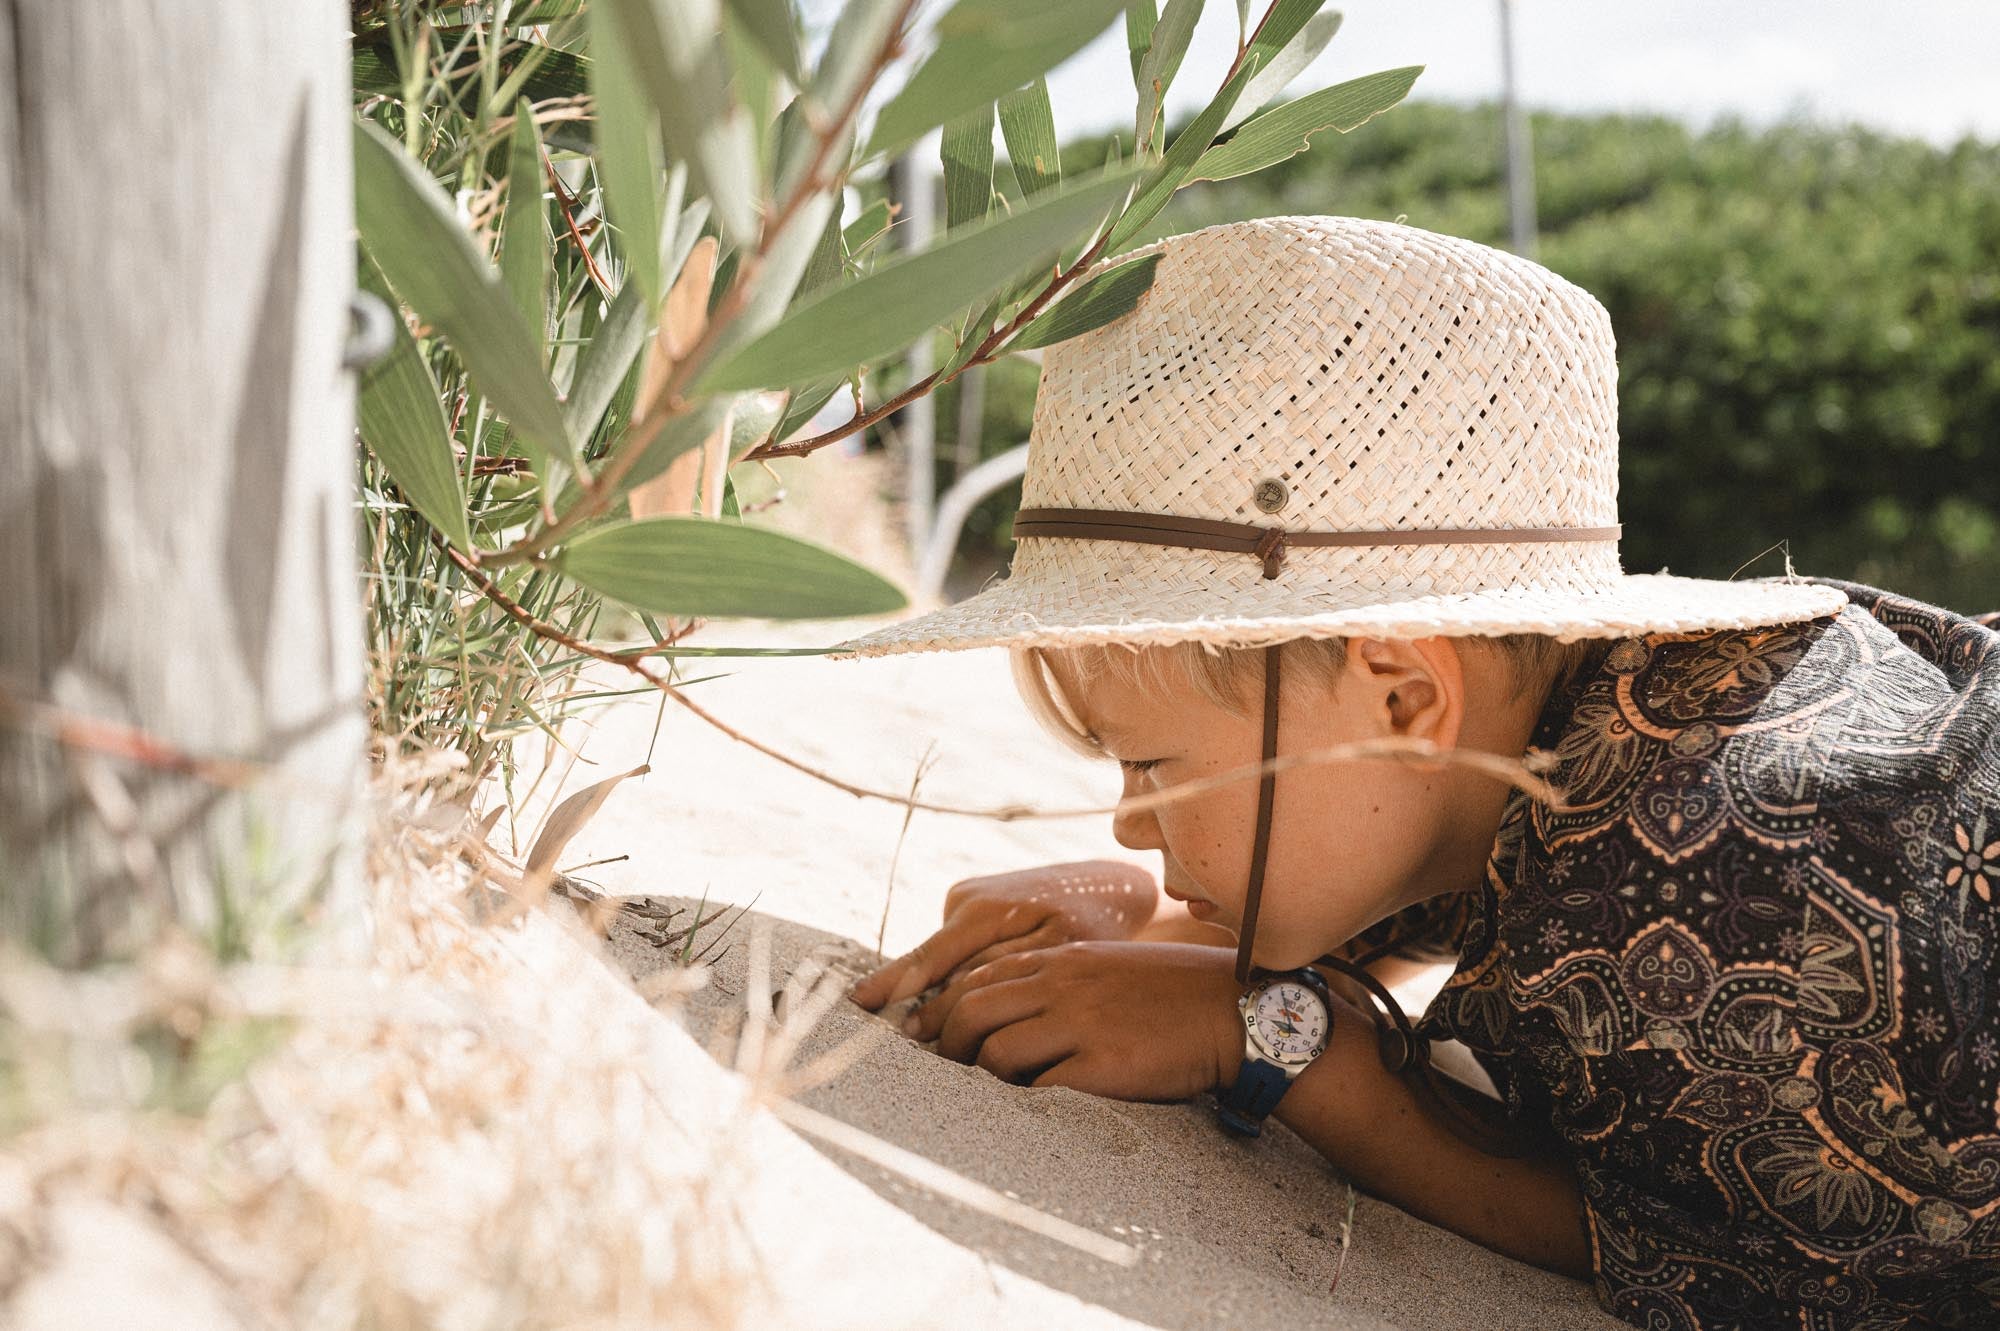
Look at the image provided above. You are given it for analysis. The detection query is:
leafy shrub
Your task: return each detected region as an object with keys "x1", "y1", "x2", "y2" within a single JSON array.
[{"x1": 954, "y1": 104, "x2": 2000, "y2": 613}]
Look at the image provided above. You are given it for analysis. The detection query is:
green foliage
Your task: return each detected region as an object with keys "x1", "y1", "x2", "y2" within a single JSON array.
[
  {"x1": 944, "y1": 104, "x2": 1999, "y2": 612},
  {"x1": 998, "y1": 79, "x2": 1062, "y2": 197},
  {"x1": 863, "y1": 0, "x2": 1130, "y2": 158},
  {"x1": 346, "y1": 0, "x2": 1426, "y2": 784},
  {"x1": 1189, "y1": 65, "x2": 1424, "y2": 184},
  {"x1": 554, "y1": 518, "x2": 909, "y2": 617},
  {"x1": 1013, "y1": 253, "x2": 1163, "y2": 349},
  {"x1": 699, "y1": 170, "x2": 1138, "y2": 390}
]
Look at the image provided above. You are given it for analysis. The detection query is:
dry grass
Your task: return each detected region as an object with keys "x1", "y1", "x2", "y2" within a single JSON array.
[{"x1": 0, "y1": 768, "x2": 765, "y2": 1330}]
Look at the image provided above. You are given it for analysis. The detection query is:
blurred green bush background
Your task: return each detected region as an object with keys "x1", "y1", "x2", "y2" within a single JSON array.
[{"x1": 932, "y1": 102, "x2": 2000, "y2": 613}]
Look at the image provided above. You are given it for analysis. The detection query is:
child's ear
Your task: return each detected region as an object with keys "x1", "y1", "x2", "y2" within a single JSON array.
[{"x1": 1349, "y1": 637, "x2": 1465, "y2": 748}]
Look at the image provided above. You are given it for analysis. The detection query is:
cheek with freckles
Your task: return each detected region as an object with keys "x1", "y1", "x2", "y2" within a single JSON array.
[{"x1": 1157, "y1": 759, "x2": 1264, "y2": 913}]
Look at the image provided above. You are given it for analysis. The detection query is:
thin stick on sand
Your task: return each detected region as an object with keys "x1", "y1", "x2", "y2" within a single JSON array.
[{"x1": 767, "y1": 1097, "x2": 1143, "y2": 1268}]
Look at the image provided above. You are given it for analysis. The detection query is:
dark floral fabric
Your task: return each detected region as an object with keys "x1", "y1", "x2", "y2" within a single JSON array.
[{"x1": 1417, "y1": 577, "x2": 2000, "y2": 1330}]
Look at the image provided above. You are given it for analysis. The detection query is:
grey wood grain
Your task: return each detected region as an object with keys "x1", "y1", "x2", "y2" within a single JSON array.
[{"x1": 0, "y1": 3, "x2": 367, "y2": 965}]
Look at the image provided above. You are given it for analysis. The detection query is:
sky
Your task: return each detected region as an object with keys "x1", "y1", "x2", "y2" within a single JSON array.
[{"x1": 808, "y1": 1, "x2": 2000, "y2": 150}]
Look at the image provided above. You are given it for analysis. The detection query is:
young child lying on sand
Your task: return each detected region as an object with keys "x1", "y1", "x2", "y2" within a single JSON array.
[{"x1": 832, "y1": 216, "x2": 2000, "y2": 1329}]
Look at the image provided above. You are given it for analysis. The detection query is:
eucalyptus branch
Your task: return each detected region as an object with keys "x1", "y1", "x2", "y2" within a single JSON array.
[
  {"x1": 762, "y1": 0, "x2": 925, "y2": 247},
  {"x1": 474, "y1": 0, "x2": 922, "y2": 569},
  {"x1": 545, "y1": 151, "x2": 611, "y2": 297},
  {"x1": 737, "y1": 0, "x2": 1291, "y2": 467},
  {"x1": 739, "y1": 225, "x2": 1114, "y2": 464}
]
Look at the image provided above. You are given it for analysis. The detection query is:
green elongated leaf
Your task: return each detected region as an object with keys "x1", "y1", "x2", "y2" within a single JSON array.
[
  {"x1": 663, "y1": 190, "x2": 712, "y2": 297},
  {"x1": 598, "y1": 0, "x2": 759, "y2": 246},
  {"x1": 1238, "y1": 0, "x2": 1322, "y2": 75},
  {"x1": 355, "y1": 251, "x2": 471, "y2": 551},
  {"x1": 698, "y1": 191, "x2": 838, "y2": 373},
  {"x1": 865, "y1": 0, "x2": 1127, "y2": 159},
  {"x1": 353, "y1": 121, "x2": 574, "y2": 473},
  {"x1": 728, "y1": 394, "x2": 786, "y2": 461},
  {"x1": 939, "y1": 290, "x2": 1007, "y2": 379},
  {"x1": 771, "y1": 96, "x2": 819, "y2": 202},
  {"x1": 1135, "y1": 0, "x2": 1201, "y2": 153},
  {"x1": 722, "y1": 0, "x2": 802, "y2": 82},
  {"x1": 999, "y1": 79, "x2": 1061, "y2": 197},
  {"x1": 843, "y1": 198, "x2": 896, "y2": 258},
  {"x1": 554, "y1": 517, "x2": 909, "y2": 618},
  {"x1": 563, "y1": 278, "x2": 648, "y2": 444},
  {"x1": 586, "y1": 4, "x2": 663, "y2": 307},
  {"x1": 772, "y1": 377, "x2": 845, "y2": 443},
  {"x1": 724, "y1": 11, "x2": 779, "y2": 179},
  {"x1": 1124, "y1": 1, "x2": 1157, "y2": 86},
  {"x1": 809, "y1": 0, "x2": 905, "y2": 120},
  {"x1": 352, "y1": 46, "x2": 400, "y2": 98},
  {"x1": 1223, "y1": 9, "x2": 1342, "y2": 132},
  {"x1": 509, "y1": 0, "x2": 587, "y2": 24},
  {"x1": 1012, "y1": 253, "x2": 1161, "y2": 350},
  {"x1": 795, "y1": 204, "x2": 846, "y2": 305},
  {"x1": 942, "y1": 104, "x2": 996, "y2": 230},
  {"x1": 501, "y1": 100, "x2": 552, "y2": 353},
  {"x1": 1104, "y1": 50, "x2": 1264, "y2": 250},
  {"x1": 1190, "y1": 65, "x2": 1423, "y2": 183},
  {"x1": 697, "y1": 169, "x2": 1137, "y2": 391}
]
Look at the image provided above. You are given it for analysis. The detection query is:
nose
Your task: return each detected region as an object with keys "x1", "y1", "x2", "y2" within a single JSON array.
[{"x1": 1111, "y1": 767, "x2": 1165, "y2": 852}]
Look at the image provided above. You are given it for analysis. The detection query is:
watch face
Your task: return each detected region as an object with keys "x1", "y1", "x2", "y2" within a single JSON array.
[{"x1": 1247, "y1": 977, "x2": 1330, "y2": 1065}]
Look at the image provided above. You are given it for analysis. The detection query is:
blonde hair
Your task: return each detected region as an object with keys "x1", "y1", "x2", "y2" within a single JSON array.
[{"x1": 1008, "y1": 634, "x2": 1600, "y2": 762}]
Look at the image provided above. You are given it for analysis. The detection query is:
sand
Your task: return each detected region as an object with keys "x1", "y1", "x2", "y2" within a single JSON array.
[{"x1": 505, "y1": 449, "x2": 1622, "y2": 1329}]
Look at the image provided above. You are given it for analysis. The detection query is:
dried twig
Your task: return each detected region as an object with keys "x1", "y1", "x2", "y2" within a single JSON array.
[
  {"x1": 767, "y1": 1098, "x2": 1142, "y2": 1269},
  {"x1": 876, "y1": 741, "x2": 939, "y2": 959}
]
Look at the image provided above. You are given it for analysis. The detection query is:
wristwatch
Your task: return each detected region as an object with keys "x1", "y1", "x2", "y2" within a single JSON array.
[{"x1": 1215, "y1": 966, "x2": 1334, "y2": 1138}]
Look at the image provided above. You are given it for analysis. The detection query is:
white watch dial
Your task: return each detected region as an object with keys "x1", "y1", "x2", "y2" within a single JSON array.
[{"x1": 1250, "y1": 979, "x2": 1329, "y2": 1064}]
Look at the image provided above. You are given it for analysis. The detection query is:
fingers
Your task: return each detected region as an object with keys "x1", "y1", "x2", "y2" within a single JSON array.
[
  {"x1": 849, "y1": 900, "x2": 1048, "y2": 1011},
  {"x1": 941, "y1": 921, "x2": 1066, "y2": 986},
  {"x1": 973, "y1": 1015, "x2": 1076, "y2": 1085},
  {"x1": 847, "y1": 950, "x2": 919, "y2": 1012},
  {"x1": 909, "y1": 949, "x2": 1043, "y2": 1044},
  {"x1": 935, "y1": 972, "x2": 1050, "y2": 1062}
]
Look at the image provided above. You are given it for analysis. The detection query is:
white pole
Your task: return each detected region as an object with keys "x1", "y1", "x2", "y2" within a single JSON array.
[{"x1": 1498, "y1": 0, "x2": 1539, "y2": 260}]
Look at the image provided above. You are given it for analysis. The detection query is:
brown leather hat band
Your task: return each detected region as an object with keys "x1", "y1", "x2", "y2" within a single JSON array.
[{"x1": 1012, "y1": 506, "x2": 1622, "y2": 581}]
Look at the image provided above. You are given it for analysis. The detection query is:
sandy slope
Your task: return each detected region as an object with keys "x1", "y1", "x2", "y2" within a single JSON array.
[{"x1": 508, "y1": 448, "x2": 1621, "y2": 1328}]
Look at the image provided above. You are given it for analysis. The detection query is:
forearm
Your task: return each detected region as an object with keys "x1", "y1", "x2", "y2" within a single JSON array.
[
  {"x1": 1272, "y1": 994, "x2": 1593, "y2": 1279},
  {"x1": 1029, "y1": 859, "x2": 1240, "y2": 947}
]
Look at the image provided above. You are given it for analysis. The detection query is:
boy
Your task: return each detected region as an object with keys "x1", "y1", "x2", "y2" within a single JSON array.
[{"x1": 834, "y1": 216, "x2": 2000, "y2": 1328}]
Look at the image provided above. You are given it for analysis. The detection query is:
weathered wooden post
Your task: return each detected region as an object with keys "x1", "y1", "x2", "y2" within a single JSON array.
[{"x1": 0, "y1": 3, "x2": 368, "y2": 967}]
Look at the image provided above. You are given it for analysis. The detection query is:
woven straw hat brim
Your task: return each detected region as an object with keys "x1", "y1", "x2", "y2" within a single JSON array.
[{"x1": 821, "y1": 571, "x2": 1849, "y2": 659}]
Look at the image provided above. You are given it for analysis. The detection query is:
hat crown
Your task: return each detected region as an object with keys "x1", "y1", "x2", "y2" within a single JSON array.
[
  {"x1": 1025, "y1": 215, "x2": 1620, "y2": 543},
  {"x1": 822, "y1": 214, "x2": 1851, "y2": 661}
]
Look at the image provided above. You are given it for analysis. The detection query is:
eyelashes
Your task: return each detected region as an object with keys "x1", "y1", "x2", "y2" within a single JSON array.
[{"x1": 1118, "y1": 758, "x2": 1164, "y2": 774}]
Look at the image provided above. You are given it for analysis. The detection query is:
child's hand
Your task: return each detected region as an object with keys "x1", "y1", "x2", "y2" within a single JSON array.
[
  {"x1": 906, "y1": 940, "x2": 1243, "y2": 1102},
  {"x1": 848, "y1": 860, "x2": 1159, "y2": 1010}
]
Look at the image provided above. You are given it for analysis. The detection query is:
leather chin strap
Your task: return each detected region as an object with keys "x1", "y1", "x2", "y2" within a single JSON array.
[
  {"x1": 1233, "y1": 638, "x2": 1533, "y2": 1160},
  {"x1": 1232, "y1": 642, "x2": 1282, "y2": 987}
]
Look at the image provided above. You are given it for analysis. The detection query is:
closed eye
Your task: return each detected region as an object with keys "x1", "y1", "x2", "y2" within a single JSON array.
[{"x1": 1118, "y1": 758, "x2": 1163, "y2": 773}]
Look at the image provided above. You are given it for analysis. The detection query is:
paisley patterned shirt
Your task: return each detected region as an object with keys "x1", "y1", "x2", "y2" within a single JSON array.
[{"x1": 1416, "y1": 576, "x2": 2000, "y2": 1330}]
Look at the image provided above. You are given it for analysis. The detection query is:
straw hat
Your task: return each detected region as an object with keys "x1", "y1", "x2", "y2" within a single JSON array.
[{"x1": 822, "y1": 214, "x2": 1845, "y2": 661}]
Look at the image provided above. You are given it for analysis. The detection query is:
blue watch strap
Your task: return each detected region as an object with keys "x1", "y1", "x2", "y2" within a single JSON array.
[{"x1": 1215, "y1": 1057, "x2": 1293, "y2": 1137}]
